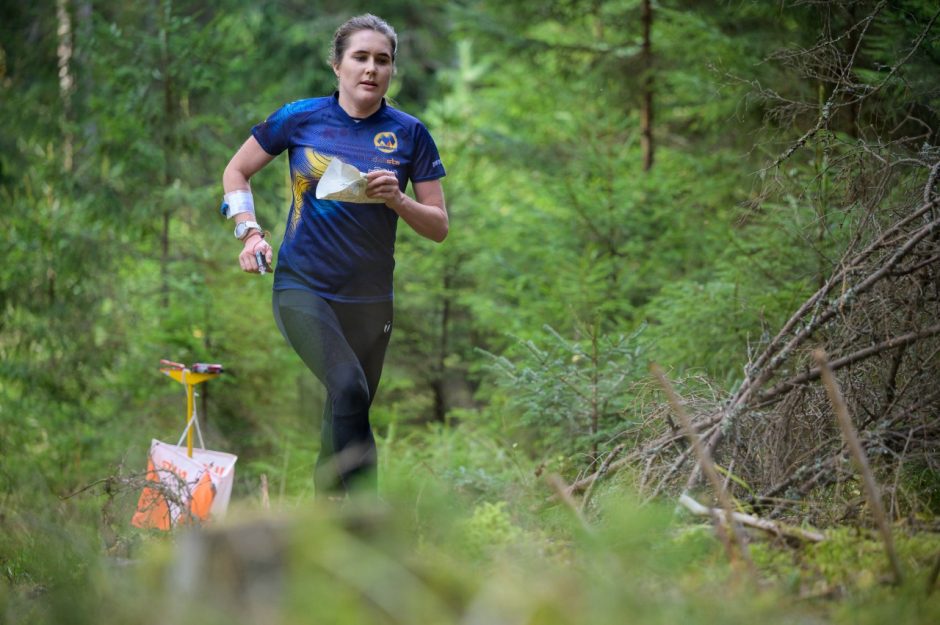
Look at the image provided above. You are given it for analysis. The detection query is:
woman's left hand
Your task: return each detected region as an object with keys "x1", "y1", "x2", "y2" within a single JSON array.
[{"x1": 365, "y1": 169, "x2": 404, "y2": 210}]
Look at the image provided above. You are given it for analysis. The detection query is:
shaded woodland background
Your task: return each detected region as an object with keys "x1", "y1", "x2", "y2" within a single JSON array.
[{"x1": 2, "y1": 1, "x2": 940, "y2": 623}]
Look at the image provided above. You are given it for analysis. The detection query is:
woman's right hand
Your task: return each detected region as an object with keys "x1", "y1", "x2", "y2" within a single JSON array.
[{"x1": 238, "y1": 233, "x2": 273, "y2": 274}]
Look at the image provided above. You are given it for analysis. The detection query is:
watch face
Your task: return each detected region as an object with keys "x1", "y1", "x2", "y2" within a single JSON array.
[{"x1": 235, "y1": 221, "x2": 260, "y2": 240}]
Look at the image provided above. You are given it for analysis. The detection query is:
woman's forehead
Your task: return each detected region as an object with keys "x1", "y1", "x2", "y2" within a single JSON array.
[{"x1": 346, "y1": 29, "x2": 393, "y2": 56}]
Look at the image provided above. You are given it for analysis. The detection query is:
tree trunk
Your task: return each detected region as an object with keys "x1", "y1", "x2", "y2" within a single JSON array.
[
  {"x1": 640, "y1": 0, "x2": 654, "y2": 171},
  {"x1": 159, "y1": 0, "x2": 177, "y2": 309},
  {"x1": 815, "y1": 82, "x2": 829, "y2": 290},
  {"x1": 57, "y1": 0, "x2": 74, "y2": 173}
]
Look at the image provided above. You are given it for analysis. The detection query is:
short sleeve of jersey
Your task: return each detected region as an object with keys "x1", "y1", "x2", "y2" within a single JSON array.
[
  {"x1": 251, "y1": 101, "x2": 303, "y2": 156},
  {"x1": 411, "y1": 122, "x2": 446, "y2": 182}
]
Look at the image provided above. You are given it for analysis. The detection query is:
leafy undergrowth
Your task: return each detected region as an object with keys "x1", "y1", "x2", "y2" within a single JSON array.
[{"x1": 2, "y1": 423, "x2": 938, "y2": 625}]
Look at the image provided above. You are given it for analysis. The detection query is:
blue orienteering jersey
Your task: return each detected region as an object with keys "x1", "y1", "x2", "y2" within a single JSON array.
[{"x1": 251, "y1": 93, "x2": 446, "y2": 302}]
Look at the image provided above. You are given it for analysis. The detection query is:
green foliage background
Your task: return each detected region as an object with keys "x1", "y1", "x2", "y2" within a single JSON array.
[{"x1": 2, "y1": 0, "x2": 939, "y2": 623}]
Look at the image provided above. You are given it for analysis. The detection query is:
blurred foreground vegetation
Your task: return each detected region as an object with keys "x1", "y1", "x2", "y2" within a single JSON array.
[
  {"x1": 2, "y1": 0, "x2": 940, "y2": 623},
  {"x1": 3, "y1": 423, "x2": 940, "y2": 624}
]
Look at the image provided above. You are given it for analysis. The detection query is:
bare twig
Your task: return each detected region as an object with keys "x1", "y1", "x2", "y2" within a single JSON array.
[
  {"x1": 651, "y1": 364, "x2": 753, "y2": 570},
  {"x1": 841, "y1": 6, "x2": 940, "y2": 107},
  {"x1": 60, "y1": 476, "x2": 119, "y2": 500},
  {"x1": 580, "y1": 443, "x2": 627, "y2": 514},
  {"x1": 888, "y1": 429, "x2": 915, "y2": 520},
  {"x1": 814, "y1": 350, "x2": 903, "y2": 585},
  {"x1": 544, "y1": 473, "x2": 592, "y2": 533},
  {"x1": 767, "y1": 4, "x2": 883, "y2": 63}
]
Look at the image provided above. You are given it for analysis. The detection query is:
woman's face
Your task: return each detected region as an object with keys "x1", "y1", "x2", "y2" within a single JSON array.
[{"x1": 333, "y1": 29, "x2": 395, "y2": 116}]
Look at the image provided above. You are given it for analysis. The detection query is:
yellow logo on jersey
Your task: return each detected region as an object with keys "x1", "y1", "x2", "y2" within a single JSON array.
[
  {"x1": 374, "y1": 132, "x2": 398, "y2": 154},
  {"x1": 287, "y1": 148, "x2": 333, "y2": 238}
]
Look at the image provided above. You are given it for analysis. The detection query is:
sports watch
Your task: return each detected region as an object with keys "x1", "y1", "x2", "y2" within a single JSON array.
[{"x1": 234, "y1": 220, "x2": 263, "y2": 241}]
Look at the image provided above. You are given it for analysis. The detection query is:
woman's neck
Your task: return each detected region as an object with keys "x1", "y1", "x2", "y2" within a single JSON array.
[{"x1": 337, "y1": 93, "x2": 381, "y2": 119}]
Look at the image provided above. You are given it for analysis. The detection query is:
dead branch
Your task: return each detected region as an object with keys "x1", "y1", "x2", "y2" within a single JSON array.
[
  {"x1": 736, "y1": 197, "x2": 938, "y2": 401},
  {"x1": 815, "y1": 350, "x2": 903, "y2": 585},
  {"x1": 925, "y1": 161, "x2": 940, "y2": 204},
  {"x1": 756, "y1": 323, "x2": 940, "y2": 405},
  {"x1": 724, "y1": 210, "x2": 940, "y2": 431},
  {"x1": 768, "y1": 4, "x2": 883, "y2": 64},
  {"x1": 650, "y1": 438, "x2": 697, "y2": 499},
  {"x1": 61, "y1": 476, "x2": 120, "y2": 500}
]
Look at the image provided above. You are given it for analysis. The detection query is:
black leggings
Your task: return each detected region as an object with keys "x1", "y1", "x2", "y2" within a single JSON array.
[{"x1": 272, "y1": 289, "x2": 393, "y2": 495}]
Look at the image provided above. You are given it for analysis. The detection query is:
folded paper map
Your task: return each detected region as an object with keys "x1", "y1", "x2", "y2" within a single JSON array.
[{"x1": 315, "y1": 157, "x2": 386, "y2": 203}]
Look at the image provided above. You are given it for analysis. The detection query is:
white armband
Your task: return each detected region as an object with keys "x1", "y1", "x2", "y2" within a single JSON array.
[{"x1": 220, "y1": 190, "x2": 255, "y2": 219}]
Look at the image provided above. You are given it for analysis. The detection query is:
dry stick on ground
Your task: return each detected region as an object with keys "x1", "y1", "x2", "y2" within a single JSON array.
[
  {"x1": 760, "y1": 443, "x2": 849, "y2": 516},
  {"x1": 814, "y1": 349, "x2": 904, "y2": 585},
  {"x1": 638, "y1": 452, "x2": 657, "y2": 494},
  {"x1": 678, "y1": 494, "x2": 825, "y2": 543},
  {"x1": 545, "y1": 473, "x2": 593, "y2": 533},
  {"x1": 561, "y1": 417, "x2": 708, "y2": 503},
  {"x1": 651, "y1": 364, "x2": 753, "y2": 571},
  {"x1": 645, "y1": 443, "x2": 691, "y2": 500}
]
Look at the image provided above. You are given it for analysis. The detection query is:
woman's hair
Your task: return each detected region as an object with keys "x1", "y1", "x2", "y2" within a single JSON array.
[{"x1": 329, "y1": 14, "x2": 398, "y2": 66}]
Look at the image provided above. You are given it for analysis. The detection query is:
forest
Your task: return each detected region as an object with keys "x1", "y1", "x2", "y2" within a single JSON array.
[{"x1": 2, "y1": 0, "x2": 939, "y2": 623}]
